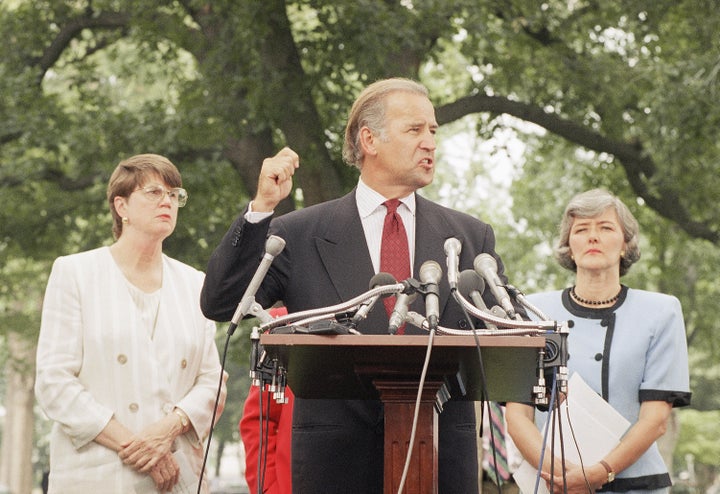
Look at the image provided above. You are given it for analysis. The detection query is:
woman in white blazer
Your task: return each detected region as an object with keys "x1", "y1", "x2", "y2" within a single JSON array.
[{"x1": 35, "y1": 154, "x2": 224, "y2": 493}]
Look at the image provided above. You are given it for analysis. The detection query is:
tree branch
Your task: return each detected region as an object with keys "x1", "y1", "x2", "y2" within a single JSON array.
[
  {"x1": 0, "y1": 168, "x2": 101, "y2": 190},
  {"x1": 0, "y1": 131, "x2": 23, "y2": 146},
  {"x1": 36, "y1": 11, "x2": 130, "y2": 78},
  {"x1": 436, "y1": 93, "x2": 719, "y2": 243}
]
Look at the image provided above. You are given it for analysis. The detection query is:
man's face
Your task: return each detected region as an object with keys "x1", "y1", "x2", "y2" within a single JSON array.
[{"x1": 370, "y1": 92, "x2": 438, "y2": 193}]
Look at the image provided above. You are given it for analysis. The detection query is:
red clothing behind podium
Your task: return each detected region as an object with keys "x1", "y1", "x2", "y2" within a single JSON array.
[{"x1": 240, "y1": 307, "x2": 293, "y2": 494}]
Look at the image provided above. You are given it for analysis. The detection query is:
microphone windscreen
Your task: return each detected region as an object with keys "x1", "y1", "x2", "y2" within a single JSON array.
[
  {"x1": 265, "y1": 235, "x2": 286, "y2": 256},
  {"x1": 443, "y1": 237, "x2": 461, "y2": 256},
  {"x1": 457, "y1": 270, "x2": 485, "y2": 297},
  {"x1": 369, "y1": 272, "x2": 398, "y2": 298},
  {"x1": 473, "y1": 253, "x2": 498, "y2": 275},
  {"x1": 419, "y1": 260, "x2": 442, "y2": 284}
]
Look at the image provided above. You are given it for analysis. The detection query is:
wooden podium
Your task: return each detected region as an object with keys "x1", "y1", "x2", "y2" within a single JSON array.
[{"x1": 260, "y1": 333, "x2": 544, "y2": 494}]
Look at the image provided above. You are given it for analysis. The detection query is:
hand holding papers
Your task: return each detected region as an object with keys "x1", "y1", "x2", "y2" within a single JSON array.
[{"x1": 513, "y1": 373, "x2": 631, "y2": 494}]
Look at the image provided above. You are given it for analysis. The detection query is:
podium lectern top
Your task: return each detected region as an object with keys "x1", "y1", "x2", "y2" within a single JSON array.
[{"x1": 259, "y1": 333, "x2": 544, "y2": 403}]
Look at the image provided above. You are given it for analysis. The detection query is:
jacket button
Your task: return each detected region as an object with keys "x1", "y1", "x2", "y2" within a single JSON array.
[{"x1": 117, "y1": 354, "x2": 128, "y2": 365}]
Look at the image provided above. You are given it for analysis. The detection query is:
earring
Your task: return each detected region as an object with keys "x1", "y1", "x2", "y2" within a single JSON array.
[
  {"x1": 620, "y1": 250, "x2": 626, "y2": 258},
  {"x1": 122, "y1": 217, "x2": 129, "y2": 225}
]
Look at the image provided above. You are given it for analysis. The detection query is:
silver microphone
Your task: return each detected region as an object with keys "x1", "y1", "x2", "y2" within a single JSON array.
[
  {"x1": 230, "y1": 235, "x2": 286, "y2": 330},
  {"x1": 457, "y1": 269, "x2": 485, "y2": 308},
  {"x1": 388, "y1": 292, "x2": 418, "y2": 334},
  {"x1": 444, "y1": 237, "x2": 462, "y2": 290},
  {"x1": 473, "y1": 253, "x2": 516, "y2": 318},
  {"x1": 419, "y1": 260, "x2": 442, "y2": 330}
]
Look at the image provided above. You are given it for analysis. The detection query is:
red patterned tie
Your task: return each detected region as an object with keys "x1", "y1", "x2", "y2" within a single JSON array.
[{"x1": 380, "y1": 199, "x2": 411, "y2": 333}]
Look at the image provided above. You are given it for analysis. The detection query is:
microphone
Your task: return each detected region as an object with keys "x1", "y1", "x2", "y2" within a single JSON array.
[
  {"x1": 388, "y1": 292, "x2": 418, "y2": 335},
  {"x1": 473, "y1": 253, "x2": 516, "y2": 318},
  {"x1": 419, "y1": 260, "x2": 442, "y2": 330},
  {"x1": 457, "y1": 269, "x2": 497, "y2": 329},
  {"x1": 351, "y1": 272, "x2": 397, "y2": 325},
  {"x1": 457, "y1": 269, "x2": 485, "y2": 309},
  {"x1": 229, "y1": 235, "x2": 286, "y2": 333},
  {"x1": 443, "y1": 237, "x2": 462, "y2": 290}
]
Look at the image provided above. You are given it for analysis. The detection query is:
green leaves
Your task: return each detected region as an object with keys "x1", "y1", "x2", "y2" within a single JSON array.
[{"x1": 2, "y1": 0, "x2": 720, "y2": 483}]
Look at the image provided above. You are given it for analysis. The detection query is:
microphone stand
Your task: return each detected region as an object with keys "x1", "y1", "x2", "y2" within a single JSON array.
[
  {"x1": 256, "y1": 282, "x2": 407, "y2": 333},
  {"x1": 445, "y1": 290, "x2": 571, "y2": 404},
  {"x1": 505, "y1": 284, "x2": 570, "y2": 397},
  {"x1": 249, "y1": 282, "x2": 409, "y2": 401},
  {"x1": 454, "y1": 290, "x2": 560, "y2": 331},
  {"x1": 506, "y1": 283, "x2": 551, "y2": 321}
]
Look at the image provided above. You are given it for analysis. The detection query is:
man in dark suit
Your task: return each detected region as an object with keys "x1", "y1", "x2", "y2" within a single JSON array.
[{"x1": 201, "y1": 78, "x2": 520, "y2": 493}]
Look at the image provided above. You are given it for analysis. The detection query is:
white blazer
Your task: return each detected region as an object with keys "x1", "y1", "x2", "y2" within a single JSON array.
[{"x1": 35, "y1": 247, "x2": 222, "y2": 493}]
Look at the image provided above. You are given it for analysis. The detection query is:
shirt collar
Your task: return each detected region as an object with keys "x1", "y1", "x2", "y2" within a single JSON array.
[{"x1": 356, "y1": 177, "x2": 416, "y2": 219}]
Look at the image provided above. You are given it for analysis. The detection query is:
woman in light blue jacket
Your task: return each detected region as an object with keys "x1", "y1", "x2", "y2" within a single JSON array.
[{"x1": 506, "y1": 189, "x2": 691, "y2": 494}]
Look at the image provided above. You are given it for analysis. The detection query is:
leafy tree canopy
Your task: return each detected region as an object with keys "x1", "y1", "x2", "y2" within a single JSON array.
[{"x1": 1, "y1": 0, "x2": 718, "y2": 481}]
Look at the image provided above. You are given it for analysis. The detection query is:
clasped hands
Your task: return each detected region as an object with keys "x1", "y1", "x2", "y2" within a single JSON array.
[
  {"x1": 118, "y1": 415, "x2": 182, "y2": 492},
  {"x1": 540, "y1": 460, "x2": 604, "y2": 494}
]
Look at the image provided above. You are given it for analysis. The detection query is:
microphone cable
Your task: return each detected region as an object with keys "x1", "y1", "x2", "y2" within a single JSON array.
[
  {"x1": 197, "y1": 327, "x2": 233, "y2": 494},
  {"x1": 535, "y1": 369, "x2": 559, "y2": 494},
  {"x1": 452, "y1": 288, "x2": 500, "y2": 493},
  {"x1": 536, "y1": 369, "x2": 590, "y2": 494},
  {"x1": 561, "y1": 388, "x2": 595, "y2": 494},
  {"x1": 548, "y1": 372, "x2": 566, "y2": 494},
  {"x1": 396, "y1": 319, "x2": 436, "y2": 494},
  {"x1": 256, "y1": 383, "x2": 271, "y2": 494}
]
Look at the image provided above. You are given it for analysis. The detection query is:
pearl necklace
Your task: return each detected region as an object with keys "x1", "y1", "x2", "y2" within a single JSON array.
[{"x1": 570, "y1": 286, "x2": 621, "y2": 306}]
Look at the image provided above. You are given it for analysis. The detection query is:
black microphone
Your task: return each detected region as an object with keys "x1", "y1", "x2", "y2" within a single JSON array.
[
  {"x1": 229, "y1": 235, "x2": 286, "y2": 333},
  {"x1": 352, "y1": 272, "x2": 397, "y2": 325},
  {"x1": 443, "y1": 237, "x2": 461, "y2": 290},
  {"x1": 473, "y1": 253, "x2": 516, "y2": 318},
  {"x1": 419, "y1": 260, "x2": 442, "y2": 330},
  {"x1": 457, "y1": 269, "x2": 497, "y2": 329}
]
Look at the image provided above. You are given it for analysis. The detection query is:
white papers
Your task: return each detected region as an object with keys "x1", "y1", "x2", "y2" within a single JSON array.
[{"x1": 513, "y1": 373, "x2": 631, "y2": 494}]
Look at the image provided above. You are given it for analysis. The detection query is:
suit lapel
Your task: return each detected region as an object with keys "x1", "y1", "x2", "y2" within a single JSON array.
[
  {"x1": 414, "y1": 195, "x2": 461, "y2": 314},
  {"x1": 314, "y1": 190, "x2": 375, "y2": 304},
  {"x1": 312, "y1": 191, "x2": 463, "y2": 332}
]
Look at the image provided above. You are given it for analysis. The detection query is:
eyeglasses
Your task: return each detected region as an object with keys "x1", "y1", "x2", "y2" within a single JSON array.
[{"x1": 133, "y1": 185, "x2": 188, "y2": 207}]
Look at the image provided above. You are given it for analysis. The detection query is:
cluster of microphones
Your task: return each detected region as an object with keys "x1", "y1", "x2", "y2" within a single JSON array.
[{"x1": 230, "y1": 235, "x2": 569, "y2": 406}]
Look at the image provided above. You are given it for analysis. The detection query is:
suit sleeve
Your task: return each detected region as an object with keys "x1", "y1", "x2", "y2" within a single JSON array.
[
  {"x1": 201, "y1": 210, "x2": 272, "y2": 321},
  {"x1": 34, "y1": 256, "x2": 114, "y2": 448}
]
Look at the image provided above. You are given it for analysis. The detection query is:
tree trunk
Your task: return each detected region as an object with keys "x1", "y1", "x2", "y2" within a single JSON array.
[{"x1": 0, "y1": 331, "x2": 36, "y2": 494}]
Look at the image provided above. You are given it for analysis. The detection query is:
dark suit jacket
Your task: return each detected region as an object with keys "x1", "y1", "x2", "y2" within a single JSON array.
[{"x1": 201, "y1": 189, "x2": 517, "y2": 493}]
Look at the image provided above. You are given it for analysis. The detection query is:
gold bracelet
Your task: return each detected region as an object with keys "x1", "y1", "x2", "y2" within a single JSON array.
[{"x1": 173, "y1": 408, "x2": 189, "y2": 433}]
